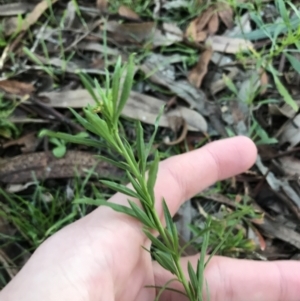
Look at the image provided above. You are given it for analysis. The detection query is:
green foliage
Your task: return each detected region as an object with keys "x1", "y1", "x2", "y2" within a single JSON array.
[
  {"x1": 233, "y1": 0, "x2": 300, "y2": 111},
  {"x1": 191, "y1": 202, "x2": 262, "y2": 256},
  {"x1": 0, "y1": 188, "x2": 76, "y2": 248},
  {"x1": 0, "y1": 96, "x2": 19, "y2": 139},
  {"x1": 40, "y1": 54, "x2": 214, "y2": 300}
]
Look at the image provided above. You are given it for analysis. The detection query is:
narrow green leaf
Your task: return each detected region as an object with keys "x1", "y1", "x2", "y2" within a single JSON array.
[
  {"x1": 162, "y1": 199, "x2": 173, "y2": 233},
  {"x1": 116, "y1": 54, "x2": 135, "y2": 118},
  {"x1": 144, "y1": 229, "x2": 171, "y2": 253},
  {"x1": 39, "y1": 130, "x2": 105, "y2": 148},
  {"x1": 77, "y1": 73, "x2": 99, "y2": 106},
  {"x1": 285, "y1": 53, "x2": 300, "y2": 73},
  {"x1": 197, "y1": 219, "x2": 211, "y2": 299},
  {"x1": 187, "y1": 261, "x2": 198, "y2": 295},
  {"x1": 153, "y1": 251, "x2": 177, "y2": 275},
  {"x1": 123, "y1": 139, "x2": 138, "y2": 167},
  {"x1": 268, "y1": 65, "x2": 298, "y2": 111},
  {"x1": 136, "y1": 122, "x2": 146, "y2": 175},
  {"x1": 69, "y1": 108, "x2": 101, "y2": 136},
  {"x1": 126, "y1": 171, "x2": 148, "y2": 202},
  {"x1": 83, "y1": 109, "x2": 115, "y2": 145},
  {"x1": 100, "y1": 180, "x2": 139, "y2": 198},
  {"x1": 145, "y1": 105, "x2": 164, "y2": 159},
  {"x1": 74, "y1": 197, "x2": 137, "y2": 219},
  {"x1": 162, "y1": 199, "x2": 179, "y2": 249},
  {"x1": 128, "y1": 201, "x2": 155, "y2": 228},
  {"x1": 223, "y1": 74, "x2": 238, "y2": 95},
  {"x1": 147, "y1": 151, "x2": 160, "y2": 202},
  {"x1": 23, "y1": 47, "x2": 43, "y2": 66},
  {"x1": 96, "y1": 155, "x2": 129, "y2": 171},
  {"x1": 94, "y1": 78, "x2": 106, "y2": 101},
  {"x1": 112, "y1": 56, "x2": 122, "y2": 110},
  {"x1": 276, "y1": 0, "x2": 289, "y2": 24},
  {"x1": 105, "y1": 69, "x2": 111, "y2": 97}
]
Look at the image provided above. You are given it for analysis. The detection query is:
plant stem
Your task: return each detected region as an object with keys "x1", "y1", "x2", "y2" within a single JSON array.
[{"x1": 113, "y1": 126, "x2": 196, "y2": 300}]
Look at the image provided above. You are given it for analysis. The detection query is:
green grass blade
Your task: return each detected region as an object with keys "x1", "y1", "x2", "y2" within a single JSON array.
[
  {"x1": 96, "y1": 155, "x2": 129, "y2": 170},
  {"x1": 153, "y1": 251, "x2": 177, "y2": 275},
  {"x1": 100, "y1": 180, "x2": 139, "y2": 198},
  {"x1": 197, "y1": 218, "x2": 211, "y2": 299},
  {"x1": 112, "y1": 56, "x2": 122, "y2": 111},
  {"x1": 162, "y1": 199, "x2": 177, "y2": 243},
  {"x1": 116, "y1": 54, "x2": 135, "y2": 118},
  {"x1": 136, "y1": 121, "x2": 146, "y2": 175},
  {"x1": 74, "y1": 197, "x2": 137, "y2": 218},
  {"x1": 78, "y1": 73, "x2": 99, "y2": 105},
  {"x1": 187, "y1": 261, "x2": 197, "y2": 295},
  {"x1": 271, "y1": 70, "x2": 298, "y2": 111},
  {"x1": 143, "y1": 229, "x2": 172, "y2": 252},
  {"x1": 284, "y1": 53, "x2": 300, "y2": 73},
  {"x1": 126, "y1": 171, "x2": 148, "y2": 202},
  {"x1": 128, "y1": 200, "x2": 155, "y2": 228},
  {"x1": 39, "y1": 130, "x2": 105, "y2": 148}
]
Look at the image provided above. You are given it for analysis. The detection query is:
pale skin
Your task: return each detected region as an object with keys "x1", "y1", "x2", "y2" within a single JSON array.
[{"x1": 1, "y1": 137, "x2": 299, "y2": 301}]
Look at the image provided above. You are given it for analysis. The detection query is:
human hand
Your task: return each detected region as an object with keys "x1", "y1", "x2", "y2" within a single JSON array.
[{"x1": 1, "y1": 136, "x2": 299, "y2": 301}]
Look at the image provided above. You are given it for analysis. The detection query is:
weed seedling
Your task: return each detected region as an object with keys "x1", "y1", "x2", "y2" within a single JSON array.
[{"x1": 40, "y1": 55, "x2": 213, "y2": 300}]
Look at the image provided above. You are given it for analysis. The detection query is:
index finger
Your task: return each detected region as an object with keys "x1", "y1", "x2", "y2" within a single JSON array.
[{"x1": 109, "y1": 136, "x2": 257, "y2": 218}]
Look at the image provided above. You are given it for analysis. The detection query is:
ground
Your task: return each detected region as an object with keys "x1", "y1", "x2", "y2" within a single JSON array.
[{"x1": 0, "y1": 0, "x2": 300, "y2": 292}]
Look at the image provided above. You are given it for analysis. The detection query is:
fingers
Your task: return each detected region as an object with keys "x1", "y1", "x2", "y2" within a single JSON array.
[
  {"x1": 151, "y1": 136, "x2": 257, "y2": 218},
  {"x1": 86, "y1": 137, "x2": 256, "y2": 232},
  {"x1": 153, "y1": 255, "x2": 300, "y2": 301}
]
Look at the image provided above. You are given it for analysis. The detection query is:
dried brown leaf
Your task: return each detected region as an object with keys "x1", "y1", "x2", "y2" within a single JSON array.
[
  {"x1": 163, "y1": 117, "x2": 188, "y2": 146},
  {"x1": 196, "y1": 30, "x2": 207, "y2": 42},
  {"x1": 206, "y1": 35, "x2": 254, "y2": 54},
  {"x1": 154, "y1": 23, "x2": 183, "y2": 47},
  {"x1": 118, "y1": 5, "x2": 141, "y2": 20},
  {"x1": 248, "y1": 225, "x2": 266, "y2": 251},
  {"x1": 185, "y1": 7, "x2": 214, "y2": 41},
  {"x1": 140, "y1": 55, "x2": 207, "y2": 112},
  {"x1": 104, "y1": 21, "x2": 182, "y2": 47},
  {"x1": 104, "y1": 21, "x2": 155, "y2": 43},
  {"x1": 6, "y1": 0, "x2": 58, "y2": 36},
  {"x1": 208, "y1": 13, "x2": 219, "y2": 35},
  {"x1": 195, "y1": 7, "x2": 215, "y2": 31},
  {"x1": 259, "y1": 217, "x2": 300, "y2": 249},
  {"x1": 269, "y1": 101, "x2": 300, "y2": 118},
  {"x1": 188, "y1": 48, "x2": 213, "y2": 88},
  {"x1": 2, "y1": 132, "x2": 38, "y2": 153},
  {"x1": 217, "y1": 4, "x2": 234, "y2": 28},
  {"x1": 0, "y1": 80, "x2": 35, "y2": 96},
  {"x1": 96, "y1": 0, "x2": 108, "y2": 11},
  {"x1": 40, "y1": 89, "x2": 208, "y2": 132},
  {"x1": 260, "y1": 69, "x2": 269, "y2": 95},
  {"x1": 0, "y1": 3, "x2": 34, "y2": 16}
]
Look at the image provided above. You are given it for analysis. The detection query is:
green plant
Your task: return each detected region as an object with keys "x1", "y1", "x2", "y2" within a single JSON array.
[
  {"x1": 0, "y1": 95, "x2": 19, "y2": 139},
  {"x1": 235, "y1": 0, "x2": 300, "y2": 111},
  {"x1": 191, "y1": 202, "x2": 262, "y2": 257},
  {"x1": 40, "y1": 55, "x2": 215, "y2": 300},
  {"x1": 49, "y1": 137, "x2": 67, "y2": 158}
]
